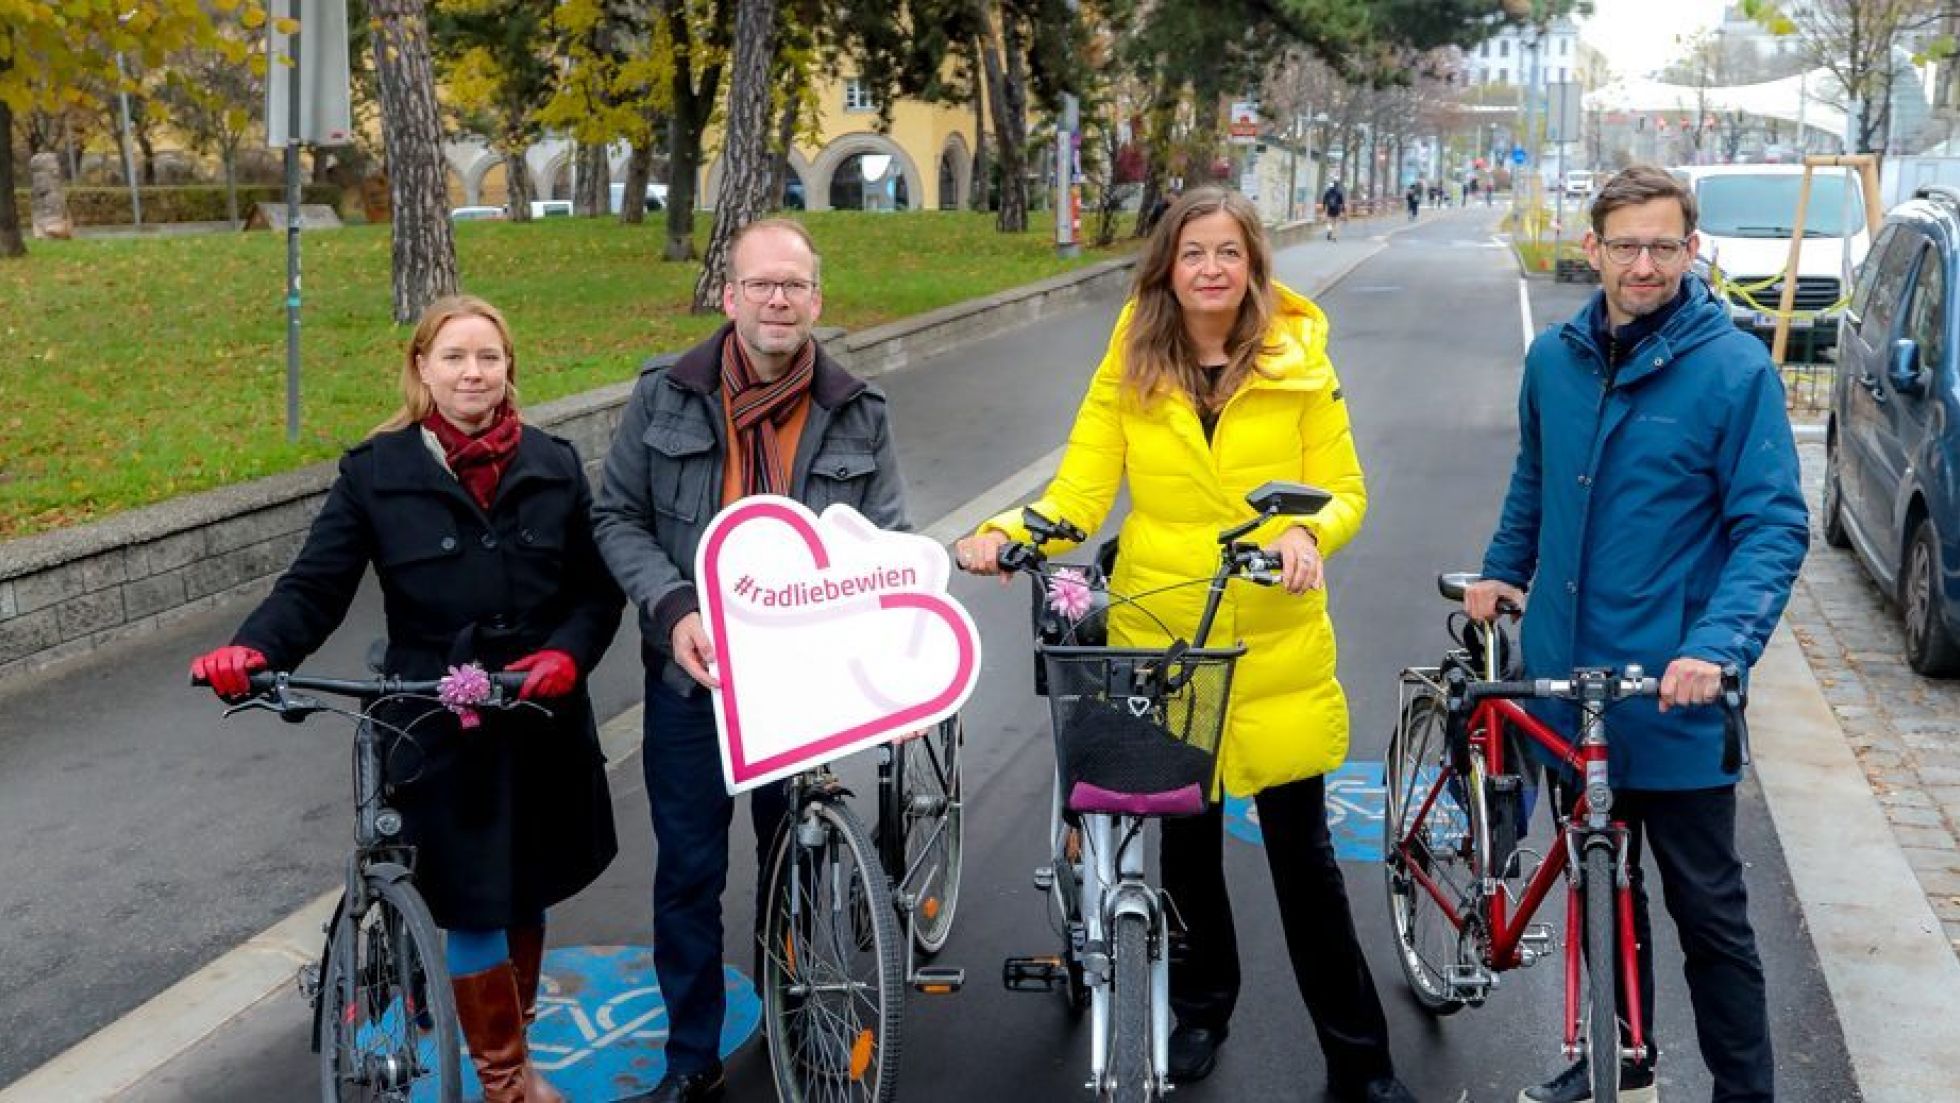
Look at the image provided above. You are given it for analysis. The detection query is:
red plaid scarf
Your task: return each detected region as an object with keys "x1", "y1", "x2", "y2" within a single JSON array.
[
  {"x1": 720, "y1": 331, "x2": 815, "y2": 496},
  {"x1": 423, "y1": 402, "x2": 523, "y2": 511}
]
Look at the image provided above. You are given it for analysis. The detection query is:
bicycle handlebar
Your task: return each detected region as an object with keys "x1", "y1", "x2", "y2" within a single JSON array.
[
  {"x1": 1450, "y1": 664, "x2": 1752, "y2": 773},
  {"x1": 193, "y1": 669, "x2": 532, "y2": 713}
]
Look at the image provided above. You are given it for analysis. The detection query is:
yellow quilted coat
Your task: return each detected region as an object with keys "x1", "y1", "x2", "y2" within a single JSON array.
[{"x1": 983, "y1": 282, "x2": 1366, "y2": 796}]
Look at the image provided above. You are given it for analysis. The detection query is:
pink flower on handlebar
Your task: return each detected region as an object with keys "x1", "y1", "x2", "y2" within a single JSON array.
[
  {"x1": 1047, "y1": 568, "x2": 1094, "y2": 622},
  {"x1": 437, "y1": 662, "x2": 492, "y2": 730}
]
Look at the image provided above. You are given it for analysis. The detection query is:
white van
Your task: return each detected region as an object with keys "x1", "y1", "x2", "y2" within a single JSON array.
[{"x1": 1673, "y1": 163, "x2": 1870, "y2": 351}]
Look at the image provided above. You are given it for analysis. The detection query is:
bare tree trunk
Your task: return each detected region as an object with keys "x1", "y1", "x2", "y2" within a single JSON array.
[
  {"x1": 575, "y1": 142, "x2": 609, "y2": 216},
  {"x1": 371, "y1": 0, "x2": 460, "y2": 324},
  {"x1": 981, "y1": 13, "x2": 1028, "y2": 233},
  {"x1": 693, "y1": 0, "x2": 780, "y2": 311},
  {"x1": 0, "y1": 69, "x2": 25, "y2": 258},
  {"x1": 222, "y1": 144, "x2": 240, "y2": 227},
  {"x1": 970, "y1": 41, "x2": 991, "y2": 212},
  {"x1": 661, "y1": 0, "x2": 731, "y2": 262},
  {"x1": 502, "y1": 139, "x2": 535, "y2": 221},
  {"x1": 620, "y1": 135, "x2": 655, "y2": 225},
  {"x1": 768, "y1": 95, "x2": 798, "y2": 208}
]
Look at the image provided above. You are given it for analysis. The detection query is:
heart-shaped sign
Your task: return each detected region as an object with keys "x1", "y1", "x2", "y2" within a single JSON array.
[{"x1": 695, "y1": 496, "x2": 982, "y2": 793}]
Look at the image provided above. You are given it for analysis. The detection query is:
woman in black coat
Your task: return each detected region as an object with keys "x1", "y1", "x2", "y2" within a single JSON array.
[{"x1": 191, "y1": 295, "x2": 622, "y2": 1103}]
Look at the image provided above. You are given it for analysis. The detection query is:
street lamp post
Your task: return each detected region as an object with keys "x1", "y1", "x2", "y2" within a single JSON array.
[{"x1": 113, "y1": 51, "x2": 143, "y2": 227}]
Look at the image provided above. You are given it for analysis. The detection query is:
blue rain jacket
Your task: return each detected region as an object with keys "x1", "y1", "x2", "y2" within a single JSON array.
[{"x1": 1481, "y1": 276, "x2": 1809, "y2": 789}]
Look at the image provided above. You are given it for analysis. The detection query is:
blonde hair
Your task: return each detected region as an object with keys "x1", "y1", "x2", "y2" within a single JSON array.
[
  {"x1": 1121, "y1": 186, "x2": 1280, "y2": 411},
  {"x1": 373, "y1": 295, "x2": 521, "y2": 435}
]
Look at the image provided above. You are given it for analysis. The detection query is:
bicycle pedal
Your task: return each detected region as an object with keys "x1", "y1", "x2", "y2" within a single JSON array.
[
  {"x1": 1002, "y1": 955, "x2": 1067, "y2": 992},
  {"x1": 1033, "y1": 866, "x2": 1055, "y2": 891},
  {"x1": 911, "y1": 966, "x2": 966, "y2": 995}
]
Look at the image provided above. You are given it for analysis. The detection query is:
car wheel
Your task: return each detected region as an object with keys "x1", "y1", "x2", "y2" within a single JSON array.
[
  {"x1": 1902, "y1": 518, "x2": 1960, "y2": 677},
  {"x1": 1822, "y1": 440, "x2": 1851, "y2": 549}
]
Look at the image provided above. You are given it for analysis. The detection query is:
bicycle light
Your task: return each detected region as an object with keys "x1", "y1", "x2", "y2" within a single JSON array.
[{"x1": 375, "y1": 809, "x2": 404, "y2": 838}]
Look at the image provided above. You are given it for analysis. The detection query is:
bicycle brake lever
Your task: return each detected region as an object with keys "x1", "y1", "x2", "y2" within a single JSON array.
[{"x1": 221, "y1": 698, "x2": 281, "y2": 720}]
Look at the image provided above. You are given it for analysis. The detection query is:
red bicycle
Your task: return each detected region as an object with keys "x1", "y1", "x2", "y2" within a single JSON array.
[{"x1": 1381, "y1": 573, "x2": 1746, "y2": 1103}]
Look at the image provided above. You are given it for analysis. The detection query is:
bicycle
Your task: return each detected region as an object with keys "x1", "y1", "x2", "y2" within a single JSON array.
[
  {"x1": 995, "y1": 480, "x2": 1330, "y2": 1102},
  {"x1": 196, "y1": 665, "x2": 535, "y2": 1103},
  {"x1": 755, "y1": 716, "x2": 967, "y2": 1101},
  {"x1": 1382, "y1": 573, "x2": 1747, "y2": 1103}
]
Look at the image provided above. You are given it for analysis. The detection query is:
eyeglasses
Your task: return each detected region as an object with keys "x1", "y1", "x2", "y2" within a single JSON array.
[
  {"x1": 736, "y1": 278, "x2": 818, "y2": 304},
  {"x1": 1600, "y1": 237, "x2": 1690, "y2": 265}
]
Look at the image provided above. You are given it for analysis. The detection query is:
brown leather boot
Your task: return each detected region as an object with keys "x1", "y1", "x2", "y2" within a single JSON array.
[
  {"x1": 452, "y1": 962, "x2": 562, "y2": 1103},
  {"x1": 508, "y1": 926, "x2": 547, "y2": 1025}
]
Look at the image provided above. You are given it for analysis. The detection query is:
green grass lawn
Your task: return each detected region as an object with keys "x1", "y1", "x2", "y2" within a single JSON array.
[{"x1": 0, "y1": 211, "x2": 1131, "y2": 539}]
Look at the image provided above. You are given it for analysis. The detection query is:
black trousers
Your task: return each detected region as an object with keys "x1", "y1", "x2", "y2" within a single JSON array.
[
  {"x1": 1562, "y1": 782, "x2": 1774, "y2": 1102},
  {"x1": 1160, "y1": 775, "x2": 1395, "y2": 1086},
  {"x1": 642, "y1": 675, "x2": 791, "y2": 1076}
]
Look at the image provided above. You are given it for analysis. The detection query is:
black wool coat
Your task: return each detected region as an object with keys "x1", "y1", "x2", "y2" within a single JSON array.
[{"x1": 234, "y1": 424, "x2": 624, "y2": 929}]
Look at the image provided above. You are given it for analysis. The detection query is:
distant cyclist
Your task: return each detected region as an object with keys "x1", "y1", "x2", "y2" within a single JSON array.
[{"x1": 1465, "y1": 164, "x2": 1807, "y2": 1103}]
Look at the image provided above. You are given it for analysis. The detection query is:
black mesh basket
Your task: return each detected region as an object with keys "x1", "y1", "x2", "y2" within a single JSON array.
[{"x1": 1039, "y1": 643, "x2": 1243, "y2": 817}]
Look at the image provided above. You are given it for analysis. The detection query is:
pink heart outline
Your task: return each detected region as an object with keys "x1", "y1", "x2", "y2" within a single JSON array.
[{"x1": 699, "y1": 498, "x2": 979, "y2": 789}]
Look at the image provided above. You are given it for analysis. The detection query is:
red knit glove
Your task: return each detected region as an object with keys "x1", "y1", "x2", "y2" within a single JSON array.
[
  {"x1": 190, "y1": 645, "x2": 267, "y2": 700},
  {"x1": 506, "y1": 649, "x2": 579, "y2": 700}
]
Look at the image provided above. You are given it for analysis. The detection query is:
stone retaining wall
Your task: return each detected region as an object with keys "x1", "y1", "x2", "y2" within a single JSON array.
[{"x1": 0, "y1": 220, "x2": 1319, "y2": 684}]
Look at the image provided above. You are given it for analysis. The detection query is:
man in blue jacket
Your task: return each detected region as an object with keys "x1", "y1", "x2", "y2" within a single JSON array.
[{"x1": 1467, "y1": 165, "x2": 1808, "y2": 1103}]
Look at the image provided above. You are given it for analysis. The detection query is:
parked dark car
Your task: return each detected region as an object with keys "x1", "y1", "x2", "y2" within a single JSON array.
[{"x1": 1826, "y1": 184, "x2": 1960, "y2": 674}]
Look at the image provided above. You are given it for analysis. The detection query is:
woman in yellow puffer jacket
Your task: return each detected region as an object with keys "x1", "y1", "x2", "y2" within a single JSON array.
[{"x1": 955, "y1": 187, "x2": 1413, "y2": 1102}]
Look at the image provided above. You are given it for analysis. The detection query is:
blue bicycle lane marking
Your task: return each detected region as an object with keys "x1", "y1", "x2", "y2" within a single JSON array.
[
  {"x1": 387, "y1": 944, "x2": 760, "y2": 1101},
  {"x1": 1224, "y1": 761, "x2": 1386, "y2": 861}
]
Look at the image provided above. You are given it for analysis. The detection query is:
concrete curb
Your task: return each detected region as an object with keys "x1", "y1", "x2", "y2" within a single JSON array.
[{"x1": 1751, "y1": 622, "x2": 1960, "y2": 1100}]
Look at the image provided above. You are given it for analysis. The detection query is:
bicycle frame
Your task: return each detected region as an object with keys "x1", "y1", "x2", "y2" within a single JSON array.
[{"x1": 1389, "y1": 668, "x2": 1649, "y2": 1064}]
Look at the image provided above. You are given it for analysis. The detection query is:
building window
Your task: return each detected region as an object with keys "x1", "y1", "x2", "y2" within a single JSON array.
[
  {"x1": 1558, "y1": 67, "x2": 1567, "y2": 83},
  {"x1": 1497, "y1": 68, "x2": 1508, "y2": 84},
  {"x1": 1481, "y1": 41, "x2": 1490, "y2": 58},
  {"x1": 1500, "y1": 40, "x2": 1510, "y2": 58},
  {"x1": 1560, "y1": 37, "x2": 1569, "y2": 56},
  {"x1": 844, "y1": 78, "x2": 878, "y2": 113}
]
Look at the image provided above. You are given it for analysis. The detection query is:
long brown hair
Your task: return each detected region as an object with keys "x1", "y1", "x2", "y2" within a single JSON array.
[
  {"x1": 373, "y1": 295, "x2": 521, "y2": 435},
  {"x1": 1122, "y1": 186, "x2": 1279, "y2": 411}
]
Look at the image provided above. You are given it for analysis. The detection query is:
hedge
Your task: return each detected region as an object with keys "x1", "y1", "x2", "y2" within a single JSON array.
[{"x1": 13, "y1": 184, "x2": 345, "y2": 227}]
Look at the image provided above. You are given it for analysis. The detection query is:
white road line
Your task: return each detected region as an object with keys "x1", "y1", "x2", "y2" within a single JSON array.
[
  {"x1": 1518, "y1": 276, "x2": 1534, "y2": 351},
  {"x1": 919, "y1": 446, "x2": 1066, "y2": 547}
]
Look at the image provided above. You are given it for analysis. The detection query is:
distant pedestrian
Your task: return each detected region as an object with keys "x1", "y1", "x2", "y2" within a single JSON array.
[
  {"x1": 1321, "y1": 180, "x2": 1346, "y2": 240},
  {"x1": 1405, "y1": 181, "x2": 1421, "y2": 221}
]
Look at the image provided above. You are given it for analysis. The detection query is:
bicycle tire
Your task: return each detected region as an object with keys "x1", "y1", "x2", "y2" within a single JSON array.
[
  {"x1": 761, "y1": 797, "x2": 905, "y2": 1102},
  {"x1": 1105, "y1": 912, "x2": 1153, "y2": 1103},
  {"x1": 899, "y1": 714, "x2": 964, "y2": 955},
  {"x1": 317, "y1": 878, "x2": 461, "y2": 1103},
  {"x1": 1584, "y1": 844, "x2": 1620, "y2": 1103},
  {"x1": 1381, "y1": 690, "x2": 1469, "y2": 1015}
]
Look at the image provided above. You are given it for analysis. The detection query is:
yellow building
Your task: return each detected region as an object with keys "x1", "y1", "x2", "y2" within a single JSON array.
[{"x1": 444, "y1": 73, "x2": 984, "y2": 213}]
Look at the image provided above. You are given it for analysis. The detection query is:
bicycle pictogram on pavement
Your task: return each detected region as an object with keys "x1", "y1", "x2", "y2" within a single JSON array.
[{"x1": 1224, "y1": 761, "x2": 1386, "y2": 860}]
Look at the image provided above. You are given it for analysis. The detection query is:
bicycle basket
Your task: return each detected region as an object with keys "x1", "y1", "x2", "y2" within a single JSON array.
[{"x1": 1038, "y1": 643, "x2": 1243, "y2": 817}]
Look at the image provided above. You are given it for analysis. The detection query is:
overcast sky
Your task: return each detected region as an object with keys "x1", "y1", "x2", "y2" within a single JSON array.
[{"x1": 1577, "y1": 0, "x2": 1733, "y2": 79}]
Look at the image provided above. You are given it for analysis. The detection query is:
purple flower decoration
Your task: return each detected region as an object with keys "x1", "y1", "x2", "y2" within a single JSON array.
[
  {"x1": 1046, "y1": 568, "x2": 1094, "y2": 622},
  {"x1": 438, "y1": 662, "x2": 492, "y2": 730}
]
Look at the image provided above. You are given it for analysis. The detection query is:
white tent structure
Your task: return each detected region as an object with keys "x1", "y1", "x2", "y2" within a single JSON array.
[{"x1": 1584, "y1": 69, "x2": 1847, "y2": 143}]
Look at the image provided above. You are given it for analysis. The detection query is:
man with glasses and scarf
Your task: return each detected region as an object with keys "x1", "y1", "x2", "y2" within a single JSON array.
[
  {"x1": 1465, "y1": 165, "x2": 1807, "y2": 1103},
  {"x1": 594, "y1": 219, "x2": 909, "y2": 1103}
]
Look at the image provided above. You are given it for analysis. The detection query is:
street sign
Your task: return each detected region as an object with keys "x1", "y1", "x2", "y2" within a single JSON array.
[
  {"x1": 1511, "y1": 146, "x2": 1527, "y2": 166},
  {"x1": 1546, "y1": 81, "x2": 1583, "y2": 144},
  {"x1": 265, "y1": 0, "x2": 354, "y2": 147},
  {"x1": 1229, "y1": 101, "x2": 1260, "y2": 146}
]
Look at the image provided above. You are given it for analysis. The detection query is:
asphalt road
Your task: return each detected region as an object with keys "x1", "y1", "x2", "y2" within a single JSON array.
[{"x1": 10, "y1": 209, "x2": 1859, "y2": 1102}]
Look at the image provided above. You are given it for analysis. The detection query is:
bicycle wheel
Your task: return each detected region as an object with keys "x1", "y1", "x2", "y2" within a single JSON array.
[
  {"x1": 1584, "y1": 844, "x2": 1620, "y2": 1103},
  {"x1": 898, "y1": 715, "x2": 964, "y2": 955},
  {"x1": 317, "y1": 879, "x2": 461, "y2": 1103},
  {"x1": 761, "y1": 798, "x2": 905, "y2": 1102},
  {"x1": 1105, "y1": 912, "x2": 1153, "y2": 1103},
  {"x1": 1381, "y1": 689, "x2": 1471, "y2": 1015}
]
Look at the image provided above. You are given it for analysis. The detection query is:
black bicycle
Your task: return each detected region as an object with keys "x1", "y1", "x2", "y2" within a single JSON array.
[{"x1": 198, "y1": 666, "x2": 534, "y2": 1103}]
